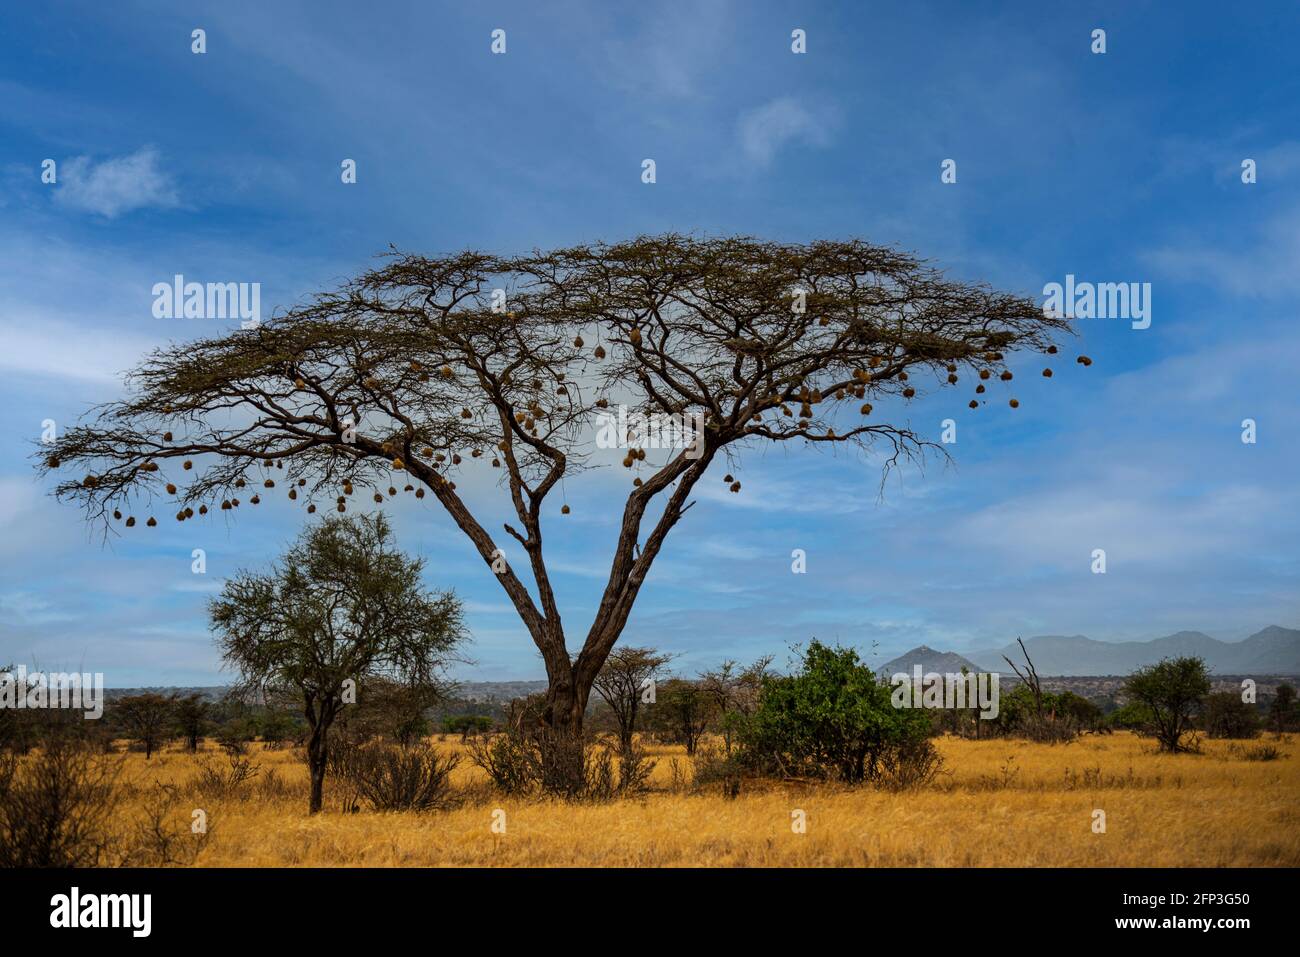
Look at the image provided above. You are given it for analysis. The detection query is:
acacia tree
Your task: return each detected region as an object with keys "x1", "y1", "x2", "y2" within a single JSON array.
[
  {"x1": 592, "y1": 645, "x2": 673, "y2": 754},
  {"x1": 209, "y1": 514, "x2": 466, "y2": 813},
  {"x1": 115, "y1": 693, "x2": 174, "y2": 759},
  {"x1": 1123, "y1": 657, "x2": 1211, "y2": 753},
  {"x1": 38, "y1": 235, "x2": 1072, "y2": 788},
  {"x1": 700, "y1": 656, "x2": 772, "y2": 753},
  {"x1": 174, "y1": 693, "x2": 208, "y2": 752}
]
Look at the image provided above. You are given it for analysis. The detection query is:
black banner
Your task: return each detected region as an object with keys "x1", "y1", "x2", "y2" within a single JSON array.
[{"x1": 0, "y1": 867, "x2": 1287, "y2": 943}]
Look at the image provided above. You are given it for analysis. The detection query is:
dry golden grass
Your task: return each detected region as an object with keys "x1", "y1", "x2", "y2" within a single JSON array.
[{"x1": 104, "y1": 732, "x2": 1299, "y2": 867}]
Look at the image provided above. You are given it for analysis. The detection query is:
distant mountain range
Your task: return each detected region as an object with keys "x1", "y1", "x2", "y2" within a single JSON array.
[
  {"x1": 885, "y1": 626, "x2": 1300, "y2": 677},
  {"x1": 99, "y1": 627, "x2": 1300, "y2": 695}
]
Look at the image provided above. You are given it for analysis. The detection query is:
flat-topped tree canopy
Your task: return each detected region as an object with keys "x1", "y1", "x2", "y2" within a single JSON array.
[{"x1": 38, "y1": 234, "x2": 1072, "y2": 768}]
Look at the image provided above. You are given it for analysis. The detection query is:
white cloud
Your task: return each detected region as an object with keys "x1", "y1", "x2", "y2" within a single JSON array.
[
  {"x1": 54, "y1": 147, "x2": 179, "y2": 218},
  {"x1": 0, "y1": 318, "x2": 156, "y2": 384},
  {"x1": 737, "y1": 97, "x2": 836, "y2": 168}
]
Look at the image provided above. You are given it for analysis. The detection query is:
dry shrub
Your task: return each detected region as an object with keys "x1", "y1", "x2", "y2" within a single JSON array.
[
  {"x1": 691, "y1": 744, "x2": 743, "y2": 798},
  {"x1": 335, "y1": 741, "x2": 458, "y2": 812},
  {"x1": 122, "y1": 783, "x2": 209, "y2": 866},
  {"x1": 468, "y1": 733, "x2": 535, "y2": 796},
  {"x1": 1229, "y1": 742, "x2": 1286, "y2": 762},
  {"x1": 0, "y1": 734, "x2": 122, "y2": 867},
  {"x1": 468, "y1": 729, "x2": 655, "y2": 801},
  {"x1": 190, "y1": 751, "x2": 261, "y2": 801},
  {"x1": 876, "y1": 738, "x2": 946, "y2": 792}
]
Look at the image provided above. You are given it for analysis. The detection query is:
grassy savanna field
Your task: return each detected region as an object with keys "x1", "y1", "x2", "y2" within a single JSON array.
[{"x1": 89, "y1": 731, "x2": 1300, "y2": 867}]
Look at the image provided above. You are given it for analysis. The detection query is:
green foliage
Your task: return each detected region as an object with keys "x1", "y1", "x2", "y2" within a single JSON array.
[
  {"x1": 736, "y1": 640, "x2": 931, "y2": 783},
  {"x1": 1123, "y1": 656, "x2": 1211, "y2": 753},
  {"x1": 1201, "y1": 691, "x2": 1259, "y2": 739},
  {"x1": 442, "y1": 714, "x2": 494, "y2": 738},
  {"x1": 1107, "y1": 700, "x2": 1157, "y2": 733}
]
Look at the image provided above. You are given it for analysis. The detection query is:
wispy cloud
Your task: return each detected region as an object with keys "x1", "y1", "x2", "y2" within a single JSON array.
[
  {"x1": 736, "y1": 96, "x2": 837, "y2": 168},
  {"x1": 53, "y1": 147, "x2": 179, "y2": 218}
]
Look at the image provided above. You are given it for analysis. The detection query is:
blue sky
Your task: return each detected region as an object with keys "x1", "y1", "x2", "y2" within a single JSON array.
[{"x1": 1, "y1": 0, "x2": 1297, "y2": 685}]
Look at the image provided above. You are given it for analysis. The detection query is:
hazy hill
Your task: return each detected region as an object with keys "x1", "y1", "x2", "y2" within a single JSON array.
[
  {"x1": 877, "y1": 646, "x2": 986, "y2": 677},
  {"x1": 967, "y1": 626, "x2": 1300, "y2": 676}
]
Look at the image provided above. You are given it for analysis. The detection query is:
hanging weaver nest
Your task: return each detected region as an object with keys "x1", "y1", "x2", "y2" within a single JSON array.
[
  {"x1": 1042, "y1": 368, "x2": 1053, "y2": 377},
  {"x1": 729, "y1": 481, "x2": 741, "y2": 493},
  {"x1": 288, "y1": 489, "x2": 297, "y2": 500},
  {"x1": 198, "y1": 505, "x2": 207, "y2": 515},
  {"x1": 1047, "y1": 345, "x2": 1058, "y2": 354},
  {"x1": 307, "y1": 504, "x2": 316, "y2": 513},
  {"x1": 146, "y1": 517, "x2": 157, "y2": 527},
  {"x1": 183, "y1": 460, "x2": 192, "y2": 470},
  {"x1": 166, "y1": 483, "x2": 177, "y2": 494},
  {"x1": 976, "y1": 384, "x2": 985, "y2": 394},
  {"x1": 162, "y1": 432, "x2": 172, "y2": 442},
  {"x1": 1009, "y1": 398, "x2": 1020, "y2": 408},
  {"x1": 264, "y1": 479, "x2": 274, "y2": 488},
  {"x1": 561, "y1": 504, "x2": 570, "y2": 514},
  {"x1": 1077, "y1": 355, "x2": 1092, "y2": 366},
  {"x1": 574, "y1": 336, "x2": 584, "y2": 348},
  {"x1": 902, "y1": 387, "x2": 915, "y2": 398},
  {"x1": 125, "y1": 516, "x2": 136, "y2": 527},
  {"x1": 594, "y1": 345, "x2": 606, "y2": 360},
  {"x1": 113, "y1": 509, "x2": 121, "y2": 520},
  {"x1": 250, "y1": 495, "x2": 260, "y2": 504},
  {"x1": 969, "y1": 400, "x2": 979, "y2": 409},
  {"x1": 415, "y1": 488, "x2": 425, "y2": 498},
  {"x1": 979, "y1": 370, "x2": 991, "y2": 380}
]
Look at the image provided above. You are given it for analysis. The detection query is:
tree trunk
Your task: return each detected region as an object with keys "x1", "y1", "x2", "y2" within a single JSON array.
[
  {"x1": 537, "y1": 669, "x2": 588, "y2": 796},
  {"x1": 306, "y1": 724, "x2": 329, "y2": 814}
]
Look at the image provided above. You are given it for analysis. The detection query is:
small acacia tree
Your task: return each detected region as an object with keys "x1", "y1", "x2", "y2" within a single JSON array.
[
  {"x1": 174, "y1": 693, "x2": 208, "y2": 752},
  {"x1": 700, "y1": 656, "x2": 772, "y2": 753},
  {"x1": 1123, "y1": 657, "x2": 1211, "y2": 753},
  {"x1": 38, "y1": 234, "x2": 1073, "y2": 789},
  {"x1": 592, "y1": 645, "x2": 673, "y2": 754},
  {"x1": 116, "y1": 693, "x2": 175, "y2": 759},
  {"x1": 209, "y1": 513, "x2": 466, "y2": 813}
]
